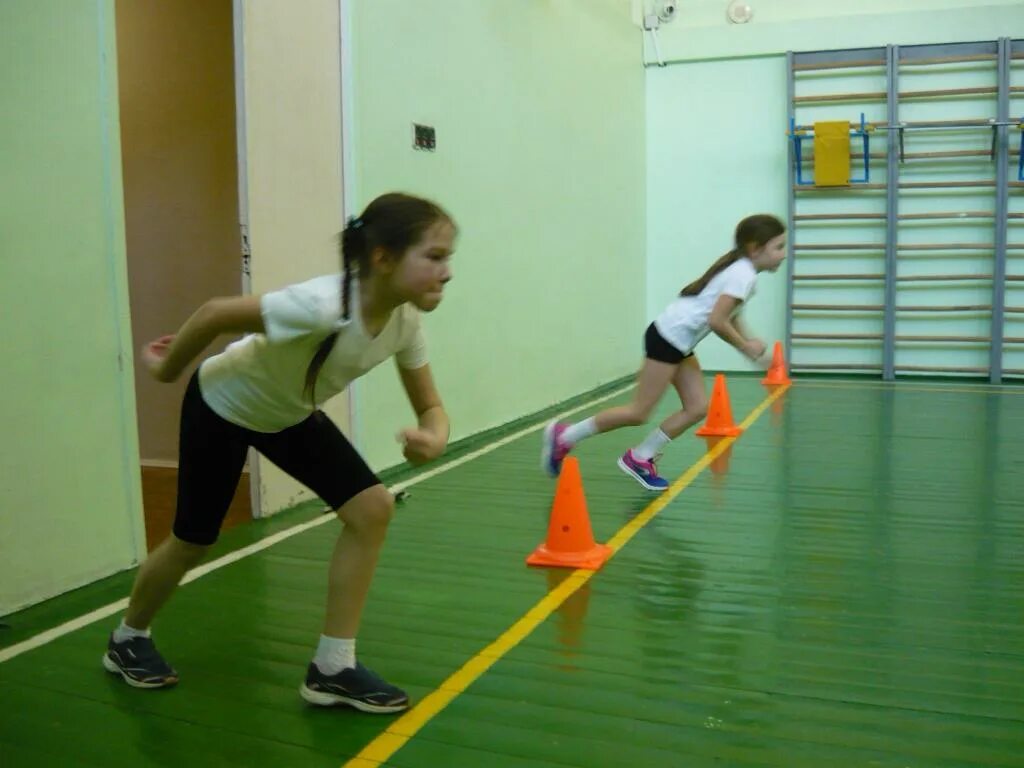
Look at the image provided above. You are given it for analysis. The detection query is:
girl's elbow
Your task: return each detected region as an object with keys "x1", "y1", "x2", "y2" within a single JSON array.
[{"x1": 195, "y1": 298, "x2": 224, "y2": 326}]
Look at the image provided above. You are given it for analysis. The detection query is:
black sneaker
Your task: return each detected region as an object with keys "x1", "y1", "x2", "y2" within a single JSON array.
[
  {"x1": 300, "y1": 662, "x2": 409, "y2": 713},
  {"x1": 102, "y1": 634, "x2": 179, "y2": 689}
]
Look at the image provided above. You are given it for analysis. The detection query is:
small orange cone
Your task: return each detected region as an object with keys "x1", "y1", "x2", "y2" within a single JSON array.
[
  {"x1": 761, "y1": 342, "x2": 792, "y2": 386},
  {"x1": 696, "y1": 373, "x2": 743, "y2": 437},
  {"x1": 527, "y1": 457, "x2": 612, "y2": 570}
]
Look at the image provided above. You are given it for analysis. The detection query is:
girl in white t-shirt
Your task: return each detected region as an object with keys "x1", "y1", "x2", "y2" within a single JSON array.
[
  {"x1": 103, "y1": 193, "x2": 455, "y2": 713},
  {"x1": 542, "y1": 214, "x2": 786, "y2": 492}
]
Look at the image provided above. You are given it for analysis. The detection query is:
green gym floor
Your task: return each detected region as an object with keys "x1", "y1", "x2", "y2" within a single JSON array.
[{"x1": 2, "y1": 376, "x2": 1023, "y2": 767}]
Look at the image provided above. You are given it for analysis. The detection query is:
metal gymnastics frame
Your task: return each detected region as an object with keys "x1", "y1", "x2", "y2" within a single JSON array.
[{"x1": 785, "y1": 38, "x2": 1024, "y2": 382}]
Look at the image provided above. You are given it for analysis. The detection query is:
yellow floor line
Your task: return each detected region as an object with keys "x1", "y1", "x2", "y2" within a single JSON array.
[{"x1": 342, "y1": 383, "x2": 790, "y2": 767}]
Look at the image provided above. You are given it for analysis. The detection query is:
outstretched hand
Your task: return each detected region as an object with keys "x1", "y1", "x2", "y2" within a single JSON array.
[
  {"x1": 141, "y1": 335, "x2": 176, "y2": 382},
  {"x1": 742, "y1": 338, "x2": 767, "y2": 364},
  {"x1": 397, "y1": 427, "x2": 445, "y2": 465}
]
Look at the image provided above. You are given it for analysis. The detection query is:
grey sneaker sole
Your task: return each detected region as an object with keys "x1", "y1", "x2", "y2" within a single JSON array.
[
  {"x1": 616, "y1": 457, "x2": 668, "y2": 492},
  {"x1": 102, "y1": 652, "x2": 178, "y2": 689},
  {"x1": 299, "y1": 683, "x2": 409, "y2": 713}
]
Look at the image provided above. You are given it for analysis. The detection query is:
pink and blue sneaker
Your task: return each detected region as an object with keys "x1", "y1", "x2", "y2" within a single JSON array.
[
  {"x1": 617, "y1": 449, "x2": 669, "y2": 492},
  {"x1": 541, "y1": 421, "x2": 571, "y2": 477}
]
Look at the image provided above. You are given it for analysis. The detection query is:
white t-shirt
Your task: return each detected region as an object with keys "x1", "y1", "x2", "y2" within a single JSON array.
[
  {"x1": 199, "y1": 275, "x2": 427, "y2": 432},
  {"x1": 653, "y1": 256, "x2": 757, "y2": 354}
]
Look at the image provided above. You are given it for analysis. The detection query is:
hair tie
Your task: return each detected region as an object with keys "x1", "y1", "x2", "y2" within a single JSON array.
[{"x1": 347, "y1": 215, "x2": 364, "y2": 230}]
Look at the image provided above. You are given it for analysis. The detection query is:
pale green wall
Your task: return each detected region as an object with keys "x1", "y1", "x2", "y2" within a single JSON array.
[
  {"x1": 350, "y1": 0, "x2": 647, "y2": 469},
  {"x1": 647, "y1": 56, "x2": 789, "y2": 373},
  {"x1": 0, "y1": 0, "x2": 143, "y2": 614},
  {"x1": 644, "y1": 1, "x2": 1023, "y2": 64},
  {"x1": 646, "y1": 1, "x2": 1024, "y2": 373}
]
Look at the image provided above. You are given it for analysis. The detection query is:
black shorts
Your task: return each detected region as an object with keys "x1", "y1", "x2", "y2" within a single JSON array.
[
  {"x1": 174, "y1": 372, "x2": 381, "y2": 546},
  {"x1": 644, "y1": 323, "x2": 692, "y2": 365}
]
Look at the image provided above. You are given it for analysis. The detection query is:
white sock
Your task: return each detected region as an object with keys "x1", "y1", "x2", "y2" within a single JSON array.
[
  {"x1": 633, "y1": 429, "x2": 670, "y2": 461},
  {"x1": 113, "y1": 619, "x2": 150, "y2": 643},
  {"x1": 561, "y1": 417, "x2": 598, "y2": 447},
  {"x1": 314, "y1": 635, "x2": 356, "y2": 674}
]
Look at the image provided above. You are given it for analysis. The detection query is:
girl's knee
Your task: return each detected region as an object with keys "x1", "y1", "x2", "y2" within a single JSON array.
[
  {"x1": 690, "y1": 399, "x2": 709, "y2": 421},
  {"x1": 168, "y1": 535, "x2": 210, "y2": 566},
  {"x1": 624, "y1": 404, "x2": 653, "y2": 426},
  {"x1": 337, "y1": 485, "x2": 395, "y2": 530}
]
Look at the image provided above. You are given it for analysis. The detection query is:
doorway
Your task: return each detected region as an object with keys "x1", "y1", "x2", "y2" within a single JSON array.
[{"x1": 115, "y1": 0, "x2": 250, "y2": 550}]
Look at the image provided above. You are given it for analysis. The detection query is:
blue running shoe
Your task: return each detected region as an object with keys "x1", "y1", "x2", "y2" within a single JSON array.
[
  {"x1": 541, "y1": 421, "x2": 571, "y2": 477},
  {"x1": 300, "y1": 662, "x2": 409, "y2": 713},
  {"x1": 102, "y1": 634, "x2": 179, "y2": 689},
  {"x1": 617, "y1": 449, "x2": 669, "y2": 492}
]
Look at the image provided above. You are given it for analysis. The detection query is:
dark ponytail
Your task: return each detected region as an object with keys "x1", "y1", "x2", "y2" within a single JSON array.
[
  {"x1": 679, "y1": 214, "x2": 785, "y2": 297},
  {"x1": 680, "y1": 250, "x2": 743, "y2": 297},
  {"x1": 302, "y1": 193, "x2": 455, "y2": 407}
]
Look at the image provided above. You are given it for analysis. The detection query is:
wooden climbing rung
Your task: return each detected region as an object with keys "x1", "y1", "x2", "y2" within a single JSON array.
[
  {"x1": 790, "y1": 363, "x2": 884, "y2": 370},
  {"x1": 795, "y1": 304, "x2": 992, "y2": 313},
  {"x1": 901, "y1": 86, "x2": 999, "y2": 99},
  {"x1": 899, "y1": 54, "x2": 997, "y2": 66},
  {"x1": 794, "y1": 212, "x2": 1002, "y2": 221},
  {"x1": 897, "y1": 272, "x2": 991, "y2": 280},
  {"x1": 899, "y1": 211, "x2": 997, "y2": 220},
  {"x1": 792, "y1": 334, "x2": 1024, "y2": 343},
  {"x1": 794, "y1": 244, "x2": 881, "y2": 251},
  {"x1": 897, "y1": 304, "x2": 991, "y2": 312},
  {"x1": 793, "y1": 86, "x2": 1013, "y2": 103},
  {"x1": 892, "y1": 119, "x2": 993, "y2": 128},
  {"x1": 894, "y1": 365, "x2": 989, "y2": 373},
  {"x1": 793, "y1": 118, "x2": 1011, "y2": 130},
  {"x1": 794, "y1": 91, "x2": 886, "y2": 104},
  {"x1": 792, "y1": 304, "x2": 884, "y2": 311},
  {"x1": 794, "y1": 213, "x2": 886, "y2": 221},
  {"x1": 901, "y1": 181, "x2": 996, "y2": 188},
  {"x1": 896, "y1": 335, "x2": 987, "y2": 342},
  {"x1": 794, "y1": 274, "x2": 1000, "y2": 283},
  {"x1": 796, "y1": 184, "x2": 886, "y2": 191},
  {"x1": 798, "y1": 153, "x2": 886, "y2": 162},
  {"x1": 796, "y1": 181, "x2": 1001, "y2": 191},
  {"x1": 897, "y1": 335, "x2": 987, "y2": 343},
  {"x1": 792, "y1": 333, "x2": 882, "y2": 340},
  {"x1": 897, "y1": 243, "x2": 993, "y2": 250},
  {"x1": 903, "y1": 150, "x2": 994, "y2": 159},
  {"x1": 793, "y1": 58, "x2": 885, "y2": 72},
  {"x1": 793, "y1": 274, "x2": 884, "y2": 281},
  {"x1": 794, "y1": 244, "x2": 1001, "y2": 252}
]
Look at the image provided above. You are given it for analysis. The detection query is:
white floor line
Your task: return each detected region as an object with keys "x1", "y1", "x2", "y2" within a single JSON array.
[{"x1": 0, "y1": 383, "x2": 633, "y2": 664}]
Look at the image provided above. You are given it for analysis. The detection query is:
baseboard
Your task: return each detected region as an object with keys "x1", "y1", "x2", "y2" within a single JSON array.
[
  {"x1": 139, "y1": 459, "x2": 178, "y2": 469},
  {"x1": 140, "y1": 459, "x2": 250, "y2": 474}
]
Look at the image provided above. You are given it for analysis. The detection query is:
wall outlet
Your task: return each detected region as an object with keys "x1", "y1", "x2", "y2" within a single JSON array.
[{"x1": 413, "y1": 123, "x2": 436, "y2": 151}]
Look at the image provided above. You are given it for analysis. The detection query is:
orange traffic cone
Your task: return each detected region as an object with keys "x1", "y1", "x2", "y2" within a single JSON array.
[
  {"x1": 695, "y1": 373, "x2": 743, "y2": 437},
  {"x1": 527, "y1": 457, "x2": 612, "y2": 570},
  {"x1": 761, "y1": 342, "x2": 792, "y2": 386}
]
